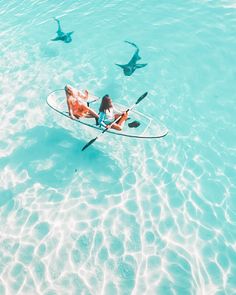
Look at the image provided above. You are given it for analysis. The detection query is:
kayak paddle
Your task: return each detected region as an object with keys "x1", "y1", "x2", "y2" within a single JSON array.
[{"x1": 82, "y1": 92, "x2": 148, "y2": 151}]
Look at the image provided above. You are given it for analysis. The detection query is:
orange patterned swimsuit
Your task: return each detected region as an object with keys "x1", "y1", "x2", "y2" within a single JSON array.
[{"x1": 70, "y1": 98, "x2": 88, "y2": 118}]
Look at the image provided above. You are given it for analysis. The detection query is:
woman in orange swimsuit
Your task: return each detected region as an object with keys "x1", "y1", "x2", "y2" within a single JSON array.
[{"x1": 65, "y1": 85, "x2": 99, "y2": 120}]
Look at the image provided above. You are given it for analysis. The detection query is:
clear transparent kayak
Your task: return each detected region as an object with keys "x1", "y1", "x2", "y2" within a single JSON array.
[{"x1": 47, "y1": 89, "x2": 168, "y2": 139}]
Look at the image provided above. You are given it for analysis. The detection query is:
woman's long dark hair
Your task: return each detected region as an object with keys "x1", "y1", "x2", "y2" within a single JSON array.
[{"x1": 99, "y1": 95, "x2": 113, "y2": 112}]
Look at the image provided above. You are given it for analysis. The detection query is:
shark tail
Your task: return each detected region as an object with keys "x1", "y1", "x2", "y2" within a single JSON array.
[
  {"x1": 53, "y1": 17, "x2": 59, "y2": 23},
  {"x1": 125, "y1": 40, "x2": 141, "y2": 60},
  {"x1": 124, "y1": 40, "x2": 139, "y2": 50}
]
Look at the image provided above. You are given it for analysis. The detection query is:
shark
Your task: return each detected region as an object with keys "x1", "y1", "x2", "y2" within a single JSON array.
[
  {"x1": 51, "y1": 18, "x2": 73, "y2": 43},
  {"x1": 116, "y1": 41, "x2": 148, "y2": 76}
]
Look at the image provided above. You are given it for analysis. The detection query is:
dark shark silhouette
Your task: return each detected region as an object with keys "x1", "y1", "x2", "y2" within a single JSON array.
[
  {"x1": 51, "y1": 18, "x2": 73, "y2": 43},
  {"x1": 116, "y1": 41, "x2": 147, "y2": 76}
]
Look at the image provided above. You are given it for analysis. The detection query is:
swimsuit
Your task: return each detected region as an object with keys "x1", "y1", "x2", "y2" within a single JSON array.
[
  {"x1": 98, "y1": 109, "x2": 115, "y2": 127},
  {"x1": 70, "y1": 98, "x2": 89, "y2": 118}
]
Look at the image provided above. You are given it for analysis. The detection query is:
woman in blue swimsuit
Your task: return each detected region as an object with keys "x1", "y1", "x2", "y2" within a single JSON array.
[{"x1": 98, "y1": 95, "x2": 128, "y2": 131}]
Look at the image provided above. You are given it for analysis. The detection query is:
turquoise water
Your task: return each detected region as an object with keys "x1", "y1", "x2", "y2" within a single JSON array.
[{"x1": 0, "y1": 0, "x2": 236, "y2": 294}]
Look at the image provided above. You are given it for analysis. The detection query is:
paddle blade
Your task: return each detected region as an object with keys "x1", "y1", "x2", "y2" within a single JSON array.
[
  {"x1": 81, "y1": 137, "x2": 97, "y2": 151},
  {"x1": 136, "y1": 92, "x2": 148, "y2": 104}
]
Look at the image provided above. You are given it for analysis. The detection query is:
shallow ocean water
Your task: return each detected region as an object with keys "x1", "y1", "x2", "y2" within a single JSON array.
[{"x1": 0, "y1": 0, "x2": 236, "y2": 294}]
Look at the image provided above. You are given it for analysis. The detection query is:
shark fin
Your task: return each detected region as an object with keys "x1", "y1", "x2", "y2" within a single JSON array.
[
  {"x1": 135, "y1": 63, "x2": 148, "y2": 69},
  {"x1": 115, "y1": 64, "x2": 127, "y2": 69},
  {"x1": 51, "y1": 36, "x2": 61, "y2": 41}
]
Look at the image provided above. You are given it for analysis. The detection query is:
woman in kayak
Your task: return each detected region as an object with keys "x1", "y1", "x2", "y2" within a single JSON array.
[
  {"x1": 65, "y1": 85, "x2": 99, "y2": 120},
  {"x1": 98, "y1": 94, "x2": 128, "y2": 130}
]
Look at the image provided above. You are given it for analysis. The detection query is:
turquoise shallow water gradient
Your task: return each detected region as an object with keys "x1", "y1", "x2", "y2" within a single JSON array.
[{"x1": 0, "y1": 0, "x2": 236, "y2": 294}]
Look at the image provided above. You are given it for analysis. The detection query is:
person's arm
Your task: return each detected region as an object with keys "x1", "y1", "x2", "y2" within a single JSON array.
[
  {"x1": 67, "y1": 97, "x2": 76, "y2": 119},
  {"x1": 84, "y1": 90, "x2": 89, "y2": 99},
  {"x1": 77, "y1": 90, "x2": 89, "y2": 100}
]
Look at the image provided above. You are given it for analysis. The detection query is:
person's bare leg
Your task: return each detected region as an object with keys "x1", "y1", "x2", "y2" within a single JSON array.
[
  {"x1": 111, "y1": 112, "x2": 128, "y2": 130},
  {"x1": 117, "y1": 112, "x2": 128, "y2": 126},
  {"x1": 111, "y1": 124, "x2": 122, "y2": 131},
  {"x1": 88, "y1": 109, "x2": 99, "y2": 118}
]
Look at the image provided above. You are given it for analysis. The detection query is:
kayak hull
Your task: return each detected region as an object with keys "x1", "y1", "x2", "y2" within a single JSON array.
[{"x1": 47, "y1": 89, "x2": 168, "y2": 139}]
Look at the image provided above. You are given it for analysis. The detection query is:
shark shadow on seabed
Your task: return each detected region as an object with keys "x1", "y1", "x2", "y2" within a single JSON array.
[{"x1": 0, "y1": 126, "x2": 123, "y2": 207}]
